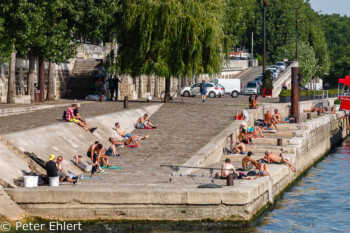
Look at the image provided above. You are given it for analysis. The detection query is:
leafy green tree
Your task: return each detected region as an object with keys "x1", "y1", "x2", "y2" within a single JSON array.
[
  {"x1": 116, "y1": 0, "x2": 224, "y2": 102},
  {"x1": 277, "y1": 41, "x2": 318, "y2": 86},
  {"x1": 66, "y1": 0, "x2": 119, "y2": 43},
  {"x1": 0, "y1": 0, "x2": 44, "y2": 103},
  {"x1": 263, "y1": 69, "x2": 273, "y2": 90}
]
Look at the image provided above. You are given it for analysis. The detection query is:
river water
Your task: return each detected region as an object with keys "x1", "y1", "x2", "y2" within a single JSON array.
[{"x1": 81, "y1": 141, "x2": 350, "y2": 233}]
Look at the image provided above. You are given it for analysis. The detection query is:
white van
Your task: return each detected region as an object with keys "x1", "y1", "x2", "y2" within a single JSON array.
[{"x1": 209, "y1": 78, "x2": 241, "y2": 98}]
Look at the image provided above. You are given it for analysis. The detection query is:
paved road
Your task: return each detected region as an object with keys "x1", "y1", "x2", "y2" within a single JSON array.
[{"x1": 236, "y1": 66, "x2": 262, "y2": 87}]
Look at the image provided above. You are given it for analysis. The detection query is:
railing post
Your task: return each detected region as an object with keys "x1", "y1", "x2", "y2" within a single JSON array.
[{"x1": 124, "y1": 96, "x2": 128, "y2": 109}]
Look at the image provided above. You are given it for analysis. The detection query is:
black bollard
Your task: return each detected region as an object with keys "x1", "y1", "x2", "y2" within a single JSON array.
[
  {"x1": 124, "y1": 96, "x2": 128, "y2": 109},
  {"x1": 277, "y1": 138, "x2": 282, "y2": 146},
  {"x1": 307, "y1": 113, "x2": 311, "y2": 120},
  {"x1": 317, "y1": 110, "x2": 321, "y2": 116},
  {"x1": 227, "y1": 173, "x2": 234, "y2": 186}
]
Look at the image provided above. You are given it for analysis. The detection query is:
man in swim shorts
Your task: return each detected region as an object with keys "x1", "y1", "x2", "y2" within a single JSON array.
[{"x1": 114, "y1": 122, "x2": 149, "y2": 141}]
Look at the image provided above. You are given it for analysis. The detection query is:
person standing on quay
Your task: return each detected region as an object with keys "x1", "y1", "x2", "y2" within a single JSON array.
[{"x1": 200, "y1": 80, "x2": 207, "y2": 102}]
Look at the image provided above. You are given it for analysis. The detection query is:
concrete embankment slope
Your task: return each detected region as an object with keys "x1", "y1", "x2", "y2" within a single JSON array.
[
  {"x1": 2, "y1": 104, "x2": 162, "y2": 176},
  {"x1": 4, "y1": 108, "x2": 347, "y2": 223}
]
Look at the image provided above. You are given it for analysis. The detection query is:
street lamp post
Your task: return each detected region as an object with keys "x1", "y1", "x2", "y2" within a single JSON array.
[{"x1": 262, "y1": 1, "x2": 268, "y2": 96}]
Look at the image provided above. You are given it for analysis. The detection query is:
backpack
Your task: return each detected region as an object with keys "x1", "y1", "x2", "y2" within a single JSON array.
[
  {"x1": 200, "y1": 83, "x2": 205, "y2": 91},
  {"x1": 254, "y1": 119, "x2": 264, "y2": 127},
  {"x1": 62, "y1": 111, "x2": 67, "y2": 120}
]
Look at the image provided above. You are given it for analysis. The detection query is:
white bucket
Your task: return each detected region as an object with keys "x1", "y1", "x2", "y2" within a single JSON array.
[
  {"x1": 23, "y1": 176, "x2": 34, "y2": 188},
  {"x1": 32, "y1": 176, "x2": 38, "y2": 187},
  {"x1": 49, "y1": 176, "x2": 59, "y2": 187}
]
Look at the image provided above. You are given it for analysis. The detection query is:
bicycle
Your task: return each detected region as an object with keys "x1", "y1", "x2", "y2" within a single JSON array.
[{"x1": 160, "y1": 91, "x2": 183, "y2": 103}]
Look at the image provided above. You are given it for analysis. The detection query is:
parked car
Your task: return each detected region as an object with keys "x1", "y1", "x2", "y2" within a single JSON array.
[
  {"x1": 215, "y1": 84, "x2": 225, "y2": 97},
  {"x1": 208, "y1": 78, "x2": 241, "y2": 98},
  {"x1": 270, "y1": 65, "x2": 281, "y2": 74},
  {"x1": 181, "y1": 82, "x2": 221, "y2": 98},
  {"x1": 276, "y1": 61, "x2": 286, "y2": 71},
  {"x1": 255, "y1": 76, "x2": 263, "y2": 86},
  {"x1": 244, "y1": 81, "x2": 260, "y2": 95},
  {"x1": 266, "y1": 68, "x2": 278, "y2": 80}
]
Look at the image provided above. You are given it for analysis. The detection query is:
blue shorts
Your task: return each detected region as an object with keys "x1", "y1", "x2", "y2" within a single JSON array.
[
  {"x1": 201, "y1": 90, "x2": 206, "y2": 95},
  {"x1": 124, "y1": 133, "x2": 132, "y2": 139},
  {"x1": 105, "y1": 147, "x2": 113, "y2": 156}
]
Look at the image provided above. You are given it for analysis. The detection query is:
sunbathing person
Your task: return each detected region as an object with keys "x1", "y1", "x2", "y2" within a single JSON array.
[
  {"x1": 249, "y1": 96, "x2": 259, "y2": 109},
  {"x1": 258, "y1": 163, "x2": 270, "y2": 176},
  {"x1": 234, "y1": 111, "x2": 245, "y2": 120},
  {"x1": 238, "y1": 124, "x2": 253, "y2": 144},
  {"x1": 264, "y1": 110, "x2": 278, "y2": 130},
  {"x1": 303, "y1": 106, "x2": 318, "y2": 112},
  {"x1": 66, "y1": 104, "x2": 97, "y2": 133},
  {"x1": 247, "y1": 126, "x2": 264, "y2": 138},
  {"x1": 73, "y1": 103, "x2": 97, "y2": 132},
  {"x1": 215, "y1": 158, "x2": 237, "y2": 179},
  {"x1": 232, "y1": 142, "x2": 247, "y2": 154},
  {"x1": 99, "y1": 148, "x2": 112, "y2": 167},
  {"x1": 242, "y1": 151, "x2": 260, "y2": 170},
  {"x1": 262, "y1": 151, "x2": 297, "y2": 172},
  {"x1": 109, "y1": 136, "x2": 140, "y2": 148},
  {"x1": 56, "y1": 156, "x2": 77, "y2": 184},
  {"x1": 136, "y1": 114, "x2": 157, "y2": 129},
  {"x1": 273, "y1": 109, "x2": 289, "y2": 123},
  {"x1": 114, "y1": 123, "x2": 149, "y2": 140},
  {"x1": 74, "y1": 154, "x2": 89, "y2": 172}
]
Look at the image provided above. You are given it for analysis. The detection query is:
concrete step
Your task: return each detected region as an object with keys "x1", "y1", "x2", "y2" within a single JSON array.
[
  {"x1": 245, "y1": 144, "x2": 295, "y2": 154},
  {"x1": 251, "y1": 137, "x2": 289, "y2": 146},
  {"x1": 259, "y1": 130, "x2": 295, "y2": 138},
  {"x1": 221, "y1": 153, "x2": 295, "y2": 162}
]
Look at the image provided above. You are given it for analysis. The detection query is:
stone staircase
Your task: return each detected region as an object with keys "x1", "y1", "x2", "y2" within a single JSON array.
[
  {"x1": 65, "y1": 59, "x2": 103, "y2": 99},
  {"x1": 190, "y1": 125, "x2": 299, "y2": 181}
]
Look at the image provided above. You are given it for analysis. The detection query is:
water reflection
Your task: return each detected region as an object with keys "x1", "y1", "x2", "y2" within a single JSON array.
[{"x1": 256, "y1": 140, "x2": 350, "y2": 232}]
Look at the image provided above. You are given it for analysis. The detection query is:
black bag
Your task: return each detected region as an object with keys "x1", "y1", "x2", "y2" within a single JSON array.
[
  {"x1": 247, "y1": 170, "x2": 258, "y2": 176},
  {"x1": 254, "y1": 119, "x2": 264, "y2": 127},
  {"x1": 62, "y1": 111, "x2": 66, "y2": 120}
]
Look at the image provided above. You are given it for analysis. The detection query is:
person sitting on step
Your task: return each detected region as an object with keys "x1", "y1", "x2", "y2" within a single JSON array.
[
  {"x1": 232, "y1": 141, "x2": 247, "y2": 154},
  {"x1": 273, "y1": 109, "x2": 289, "y2": 124},
  {"x1": 56, "y1": 156, "x2": 77, "y2": 184},
  {"x1": 136, "y1": 114, "x2": 157, "y2": 129},
  {"x1": 215, "y1": 158, "x2": 237, "y2": 179},
  {"x1": 66, "y1": 104, "x2": 97, "y2": 133},
  {"x1": 242, "y1": 151, "x2": 261, "y2": 170}
]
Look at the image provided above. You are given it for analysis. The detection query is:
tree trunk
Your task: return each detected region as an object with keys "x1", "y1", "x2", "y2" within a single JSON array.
[
  {"x1": 7, "y1": 51, "x2": 17, "y2": 104},
  {"x1": 27, "y1": 56, "x2": 35, "y2": 102},
  {"x1": 164, "y1": 78, "x2": 171, "y2": 102},
  {"x1": 39, "y1": 60, "x2": 45, "y2": 102},
  {"x1": 47, "y1": 61, "x2": 56, "y2": 101}
]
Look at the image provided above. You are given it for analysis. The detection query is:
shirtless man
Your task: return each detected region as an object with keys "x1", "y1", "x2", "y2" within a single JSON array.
[
  {"x1": 303, "y1": 106, "x2": 317, "y2": 112},
  {"x1": 249, "y1": 96, "x2": 259, "y2": 109},
  {"x1": 136, "y1": 114, "x2": 157, "y2": 129},
  {"x1": 215, "y1": 158, "x2": 237, "y2": 179},
  {"x1": 273, "y1": 109, "x2": 288, "y2": 123},
  {"x1": 263, "y1": 151, "x2": 297, "y2": 172},
  {"x1": 109, "y1": 135, "x2": 140, "y2": 148},
  {"x1": 242, "y1": 151, "x2": 260, "y2": 170},
  {"x1": 232, "y1": 142, "x2": 246, "y2": 154},
  {"x1": 114, "y1": 123, "x2": 149, "y2": 141},
  {"x1": 87, "y1": 142, "x2": 104, "y2": 176},
  {"x1": 264, "y1": 110, "x2": 278, "y2": 130}
]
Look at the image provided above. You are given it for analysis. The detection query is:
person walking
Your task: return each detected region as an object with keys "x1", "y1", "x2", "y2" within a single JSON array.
[{"x1": 200, "y1": 80, "x2": 207, "y2": 102}]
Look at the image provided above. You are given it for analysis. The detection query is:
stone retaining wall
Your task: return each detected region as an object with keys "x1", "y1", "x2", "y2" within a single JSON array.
[{"x1": 4, "y1": 108, "x2": 347, "y2": 223}]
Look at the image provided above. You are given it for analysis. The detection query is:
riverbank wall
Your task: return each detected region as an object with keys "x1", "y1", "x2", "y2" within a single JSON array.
[{"x1": 1, "y1": 105, "x2": 348, "y2": 223}]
